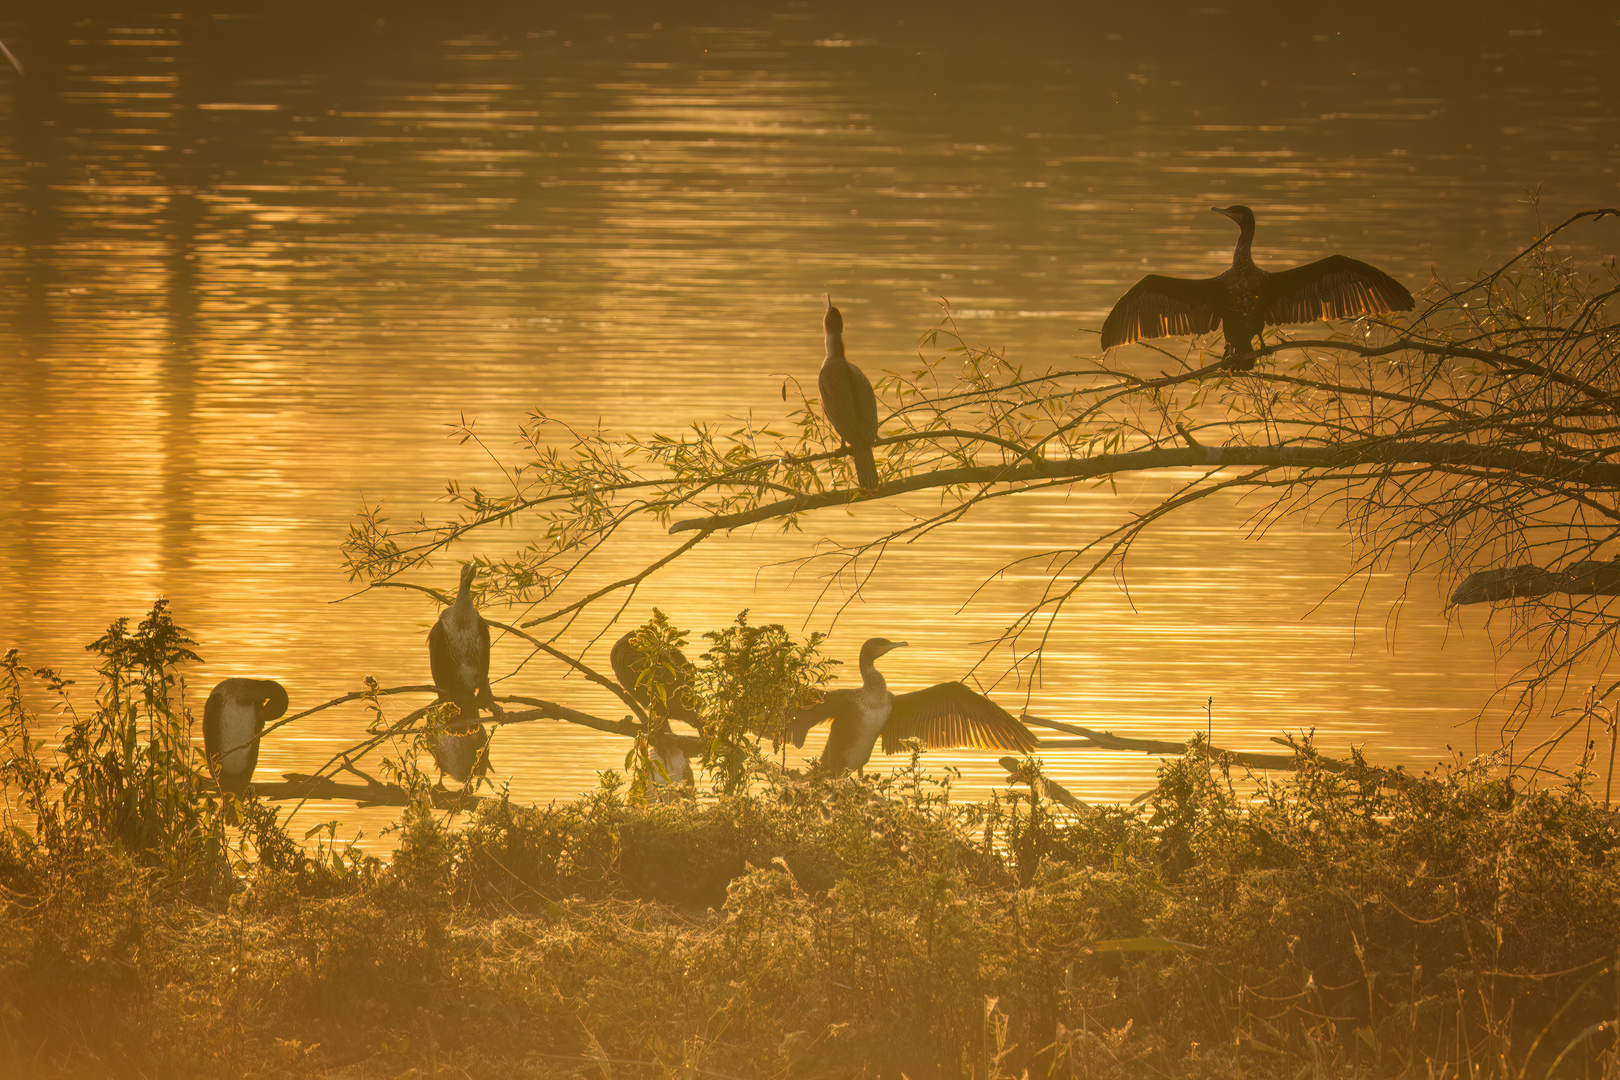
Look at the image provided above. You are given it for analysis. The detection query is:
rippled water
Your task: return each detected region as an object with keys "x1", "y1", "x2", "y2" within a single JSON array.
[{"x1": 1, "y1": 3, "x2": 1616, "y2": 830}]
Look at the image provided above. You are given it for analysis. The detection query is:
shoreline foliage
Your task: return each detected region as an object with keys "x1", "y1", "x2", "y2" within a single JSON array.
[{"x1": 4, "y1": 617, "x2": 1620, "y2": 1078}]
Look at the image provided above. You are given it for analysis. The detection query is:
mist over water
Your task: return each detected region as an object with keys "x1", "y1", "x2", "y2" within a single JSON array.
[{"x1": 1, "y1": 2, "x2": 1615, "y2": 821}]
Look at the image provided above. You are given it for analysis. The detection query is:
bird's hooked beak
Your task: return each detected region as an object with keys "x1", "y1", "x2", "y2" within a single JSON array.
[
  {"x1": 823, "y1": 294, "x2": 843, "y2": 339},
  {"x1": 1211, "y1": 205, "x2": 1238, "y2": 221},
  {"x1": 883, "y1": 640, "x2": 909, "y2": 656}
]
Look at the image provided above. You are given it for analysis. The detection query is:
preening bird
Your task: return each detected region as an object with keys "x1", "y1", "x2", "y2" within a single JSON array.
[
  {"x1": 819, "y1": 295, "x2": 881, "y2": 490},
  {"x1": 612, "y1": 630, "x2": 703, "y2": 796},
  {"x1": 647, "y1": 732, "x2": 696, "y2": 794},
  {"x1": 610, "y1": 630, "x2": 701, "y2": 728},
  {"x1": 429, "y1": 726, "x2": 492, "y2": 784},
  {"x1": 788, "y1": 638, "x2": 1038, "y2": 772},
  {"x1": 203, "y1": 678, "x2": 289, "y2": 796},
  {"x1": 427, "y1": 563, "x2": 500, "y2": 782},
  {"x1": 1100, "y1": 204, "x2": 1414, "y2": 370}
]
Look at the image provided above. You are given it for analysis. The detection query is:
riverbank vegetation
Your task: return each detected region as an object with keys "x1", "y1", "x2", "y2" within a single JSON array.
[{"x1": 4, "y1": 612, "x2": 1620, "y2": 1078}]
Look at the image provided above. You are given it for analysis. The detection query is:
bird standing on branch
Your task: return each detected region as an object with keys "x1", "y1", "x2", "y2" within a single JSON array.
[
  {"x1": 610, "y1": 630, "x2": 701, "y2": 729},
  {"x1": 203, "y1": 677, "x2": 289, "y2": 796},
  {"x1": 427, "y1": 562, "x2": 500, "y2": 781},
  {"x1": 1100, "y1": 204, "x2": 1414, "y2": 370},
  {"x1": 611, "y1": 629, "x2": 702, "y2": 791},
  {"x1": 788, "y1": 637, "x2": 1037, "y2": 772},
  {"x1": 818, "y1": 295, "x2": 881, "y2": 490}
]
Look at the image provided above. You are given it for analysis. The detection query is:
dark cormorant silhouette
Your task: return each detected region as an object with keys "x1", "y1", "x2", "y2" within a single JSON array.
[
  {"x1": 610, "y1": 630, "x2": 701, "y2": 728},
  {"x1": 788, "y1": 638, "x2": 1037, "y2": 771},
  {"x1": 427, "y1": 563, "x2": 499, "y2": 781},
  {"x1": 819, "y1": 295, "x2": 881, "y2": 490},
  {"x1": 611, "y1": 631, "x2": 703, "y2": 793},
  {"x1": 430, "y1": 727, "x2": 492, "y2": 784},
  {"x1": 203, "y1": 678, "x2": 289, "y2": 796},
  {"x1": 1100, "y1": 205, "x2": 1415, "y2": 370}
]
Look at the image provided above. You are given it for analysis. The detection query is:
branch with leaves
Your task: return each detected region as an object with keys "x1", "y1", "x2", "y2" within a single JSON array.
[{"x1": 340, "y1": 207, "x2": 1620, "y2": 759}]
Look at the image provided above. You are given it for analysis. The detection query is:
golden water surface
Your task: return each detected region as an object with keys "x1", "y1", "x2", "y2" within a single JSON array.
[{"x1": 1, "y1": 4, "x2": 1616, "y2": 836}]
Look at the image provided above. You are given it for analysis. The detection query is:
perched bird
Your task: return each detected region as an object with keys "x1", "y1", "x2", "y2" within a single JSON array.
[
  {"x1": 788, "y1": 638, "x2": 1038, "y2": 772},
  {"x1": 610, "y1": 630, "x2": 701, "y2": 728},
  {"x1": 427, "y1": 563, "x2": 501, "y2": 782},
  {"x1": 1100, "y1": 204, "x2": 1415, "y2": 370},
  {"x1": 647, "y1": 731, "x2": 697, "y2": 795},
  {"x1": 818, "y1": 295, "x2": 881, "y2": 490},
  {"x1": 203, "y1": 678, "x2": 289, "y2": 796},
  {"x1": 429, "y1": 726, "x2": 492, "y2": 784},
  {"x1": 612, "y1": 630, "x2": 703, "y2": 796},
  {"x1": 428, "y1": 562, "x2": 498, "y2": 724}
]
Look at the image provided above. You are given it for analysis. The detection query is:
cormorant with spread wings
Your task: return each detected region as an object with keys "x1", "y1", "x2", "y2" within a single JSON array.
[
  {"x1": 788, "y1": 637, "x2": 1037, "y2": 771},
  {"x1": 1100, "y1": 204, "x2": 1413, "y2": 370}
]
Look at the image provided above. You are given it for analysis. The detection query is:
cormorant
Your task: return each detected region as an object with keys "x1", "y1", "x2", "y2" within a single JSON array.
[
  {"x1": 1100, "y1": 205, "x2": 1415, "y2": 370},
  {"x1": 647, "y1": 733, "x2": 696, "y2": 793},
  {"x1": 610, "y1": 630, "x2": 701, "y2": 728},
  {"x1": 203, "y1": 678, "x2": 289, "y2": 796},
  {"x1": 430, "y1": 726, "x2": 492, "y2": 784},
  {"x1": 611, "y1": 631, "x2": 703, "y2": 795},
  {"x1": 819, "y1": 295, "x2": 881, "y2": 490},
  {"x1": 427, "y1": 563, "x2": 500, "y2": 782},
  {"x1": 788, "y1": 638, "x2": 1038, "y2": 771}
]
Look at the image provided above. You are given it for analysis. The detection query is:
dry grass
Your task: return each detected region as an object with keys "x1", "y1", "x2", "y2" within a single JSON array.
[
  {"x1": 3, "y1": 745, "x2": 1620, "y2": 1078},
  {"x1": 5, "y1": 610, "x2": 1620, "y2": 1077}
]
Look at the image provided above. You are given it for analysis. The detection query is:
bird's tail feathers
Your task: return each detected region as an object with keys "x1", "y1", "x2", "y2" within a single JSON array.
[{"x1": 853, "y1": 447, "x2": 879, "y2": 491}]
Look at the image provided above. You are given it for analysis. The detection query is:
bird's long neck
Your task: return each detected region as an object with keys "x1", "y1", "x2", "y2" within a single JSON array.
[
  {"x1": 825, "y1": 325, "x2": 845, "y2": 363},
  {"x1": 858, "y1": 652, "x2": 887, "y2": 694},
  {"x1": 1230, "y1": 217, "x2": 1256, "y2": 269},
  {"x1": 452, "y1": 575, "x2": 475, "y2": 621}
]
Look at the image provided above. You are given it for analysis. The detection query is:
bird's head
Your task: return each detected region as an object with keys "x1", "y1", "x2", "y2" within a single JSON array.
[
  {"x1": 823, "y1": 293, "x2": 843, "y2": 337},
  {"x1": 1211, "y1": 204, "x2": 1255, "y2": 230},
  {"x1": 859, "y1": 637, "x2": 908, "y2": 666},
  {"x1": 453, "y1": 561, "x2": 480, "y2": 605},
  {"x1": 256, "y1": 680, "x2": 289, "y2": 722}
]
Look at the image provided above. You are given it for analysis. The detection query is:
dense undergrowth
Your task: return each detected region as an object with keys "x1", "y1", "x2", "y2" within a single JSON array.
[{"x1": 4, "y1": 611, "x2": 1620, "y2": 1078}]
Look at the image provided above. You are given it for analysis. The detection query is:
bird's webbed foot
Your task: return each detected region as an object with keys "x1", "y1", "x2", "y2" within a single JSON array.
[{"x1": 1219, "y1": 348, "x2": 1258, "y2": 372}]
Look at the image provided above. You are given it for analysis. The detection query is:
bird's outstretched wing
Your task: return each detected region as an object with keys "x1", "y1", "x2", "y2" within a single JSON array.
[
  {"x1": 1262, "y1": 255, "x2": 1414, "y2": 327},
  {"x1": 785, "y1": 688, "x2": 862, "y2": 748},
  {"x1": 882, "y1": 682, "x2": 1038, "y2": 755},
  {"x1": 1100, "y1": 274, "x2": 1222, "y2": 349}
]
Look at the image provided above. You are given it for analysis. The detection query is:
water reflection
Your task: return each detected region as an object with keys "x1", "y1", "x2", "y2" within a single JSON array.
[{"x1": 0, "y1": 2, "x2": 1614, "y2": 821}]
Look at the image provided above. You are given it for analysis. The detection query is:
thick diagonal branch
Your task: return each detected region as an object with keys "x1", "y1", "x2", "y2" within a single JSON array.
[{"x1": 669, "y1": 440, "x2": 1620, "y2": 534}]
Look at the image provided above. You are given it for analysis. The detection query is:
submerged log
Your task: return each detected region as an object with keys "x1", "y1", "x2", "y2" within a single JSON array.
[
  {"x1": 246, "y1": 695, "x2": 702, "y2": 809},
  {"x1": 997, "y1": 756, "x2": 1086, "y2": 809},
  {"x1": 1450, "y1": 559, "x2": 1620, "y2": 605},
  {"x1": 247, "y1": 697, "x2": 1415, "y2": 809},
  {"x1": 250, "y1": 773, "x2": 485, "y2": 811},
  {"x1": 1020, "y1": 714, "x2": 1415, "y2": 791}
]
